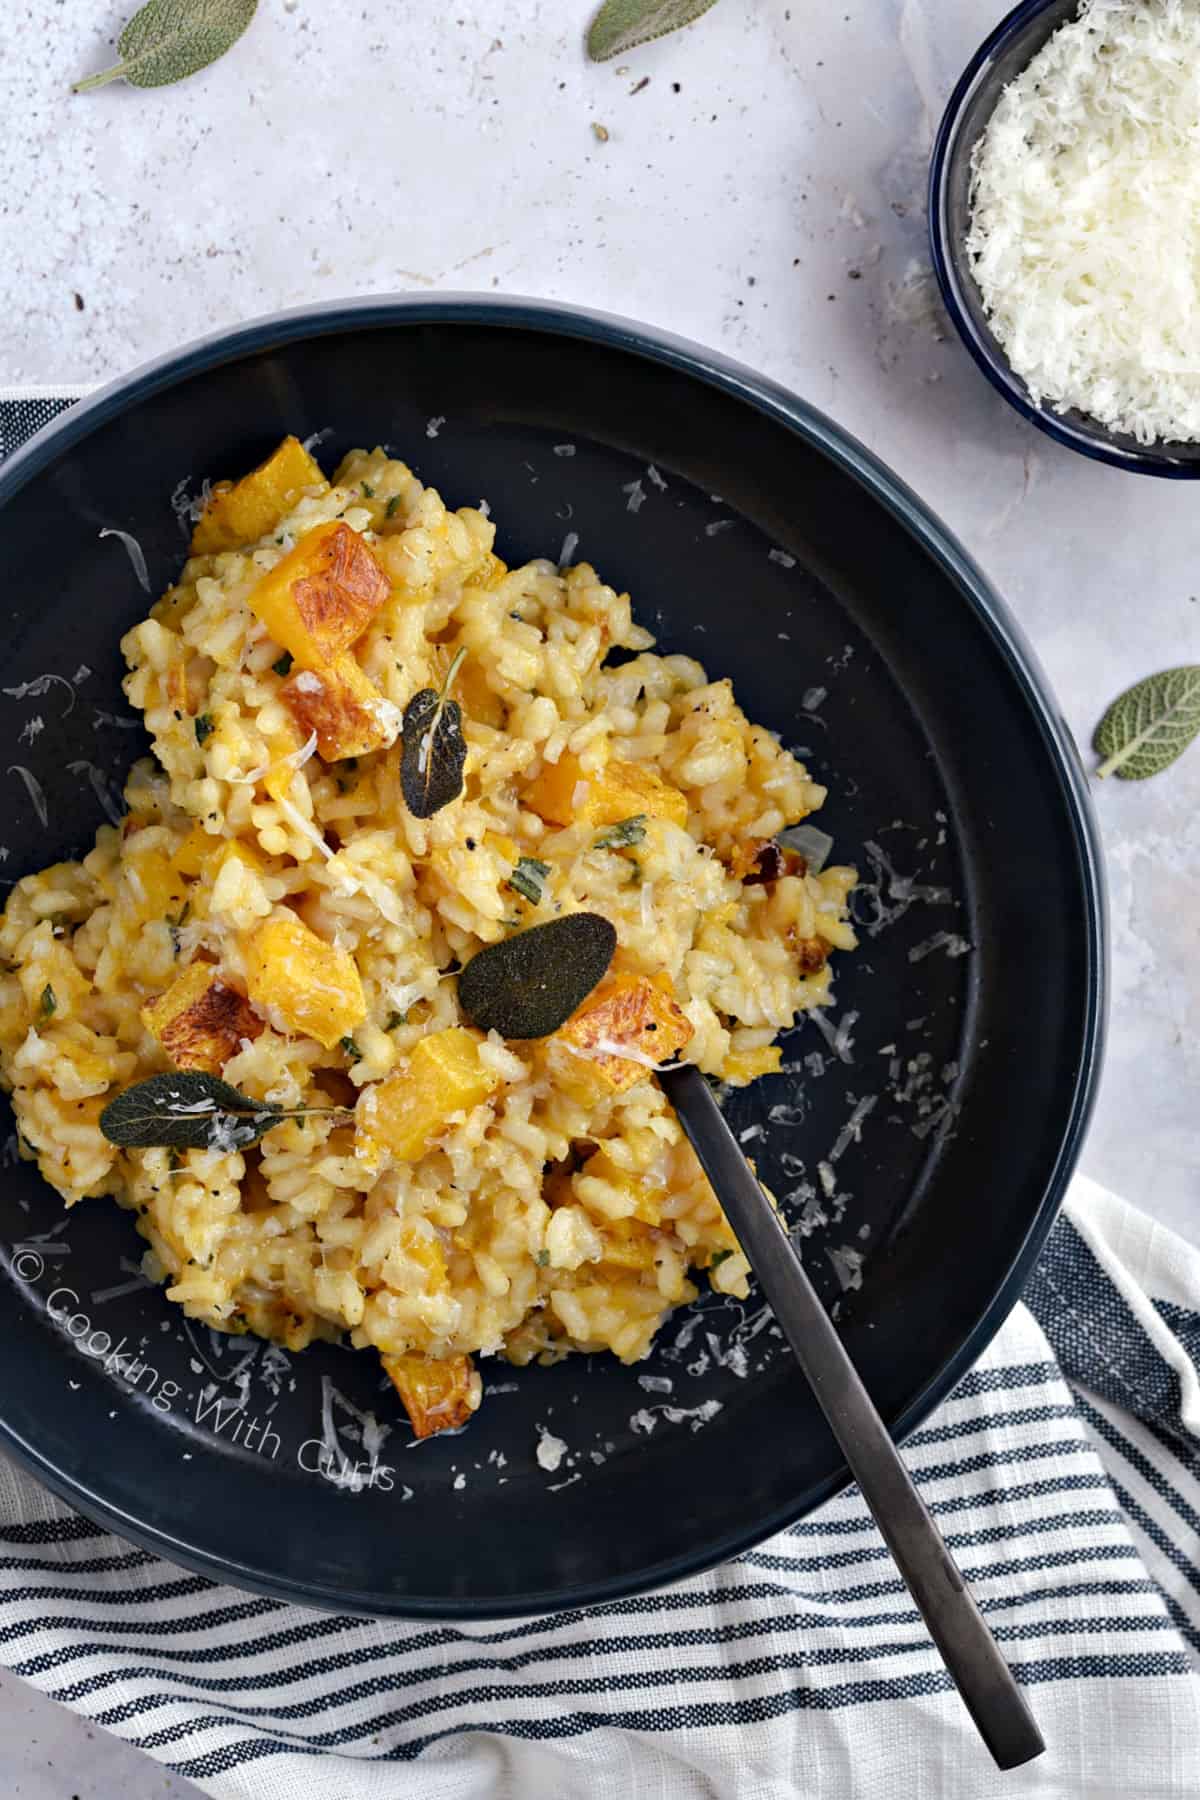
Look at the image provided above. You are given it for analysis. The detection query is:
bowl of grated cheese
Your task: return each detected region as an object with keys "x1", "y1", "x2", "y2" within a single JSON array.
[{"x1": 930, "y1": 0, "x2": 1200, "y2": 475}]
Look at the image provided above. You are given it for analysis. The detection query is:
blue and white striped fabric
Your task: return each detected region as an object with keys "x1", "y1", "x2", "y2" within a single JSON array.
[
  {"x1": 1, "y1": 397, "x2": 1199, "y2": 1795},
  {"x1": 0, "y1": 1180, "x2": 1196, "y2": 1799}
]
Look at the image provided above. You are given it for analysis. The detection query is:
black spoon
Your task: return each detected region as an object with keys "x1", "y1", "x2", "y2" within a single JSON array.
[{"x1": 659, "y1": 1062, "x2": 1045, "y2": 1771}]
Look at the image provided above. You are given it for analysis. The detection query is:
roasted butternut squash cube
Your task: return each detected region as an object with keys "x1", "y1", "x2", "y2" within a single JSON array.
[
  {"x1": 243, "y1": 911, "x2": 366, "y2": 1049},
  {"x1": 455, "y1": 656, "x2": 506, "y2": 729},
  {"x1": 169, "y1": 822, "x2": 214, "y2": 879},
  {"x1": 246, "y1": 521, "x2": 390, "y2": 670},
  {"x1": 577, "y1": 1148, "x2": 665, "y2": 1225},
  {"x1": 595, "y1": 1216, "x2": 659, "y2": 1272},
  {"x1": 123, "y1": 845, "x2": 190, "y2": 927},
  {"x1": 190, "y1": 436, "x2": 328, "y2": 555},
  {"x1": 389, "y1": 1221, "x2": 450, "y2": 1294},
  {"x1": 171, "y1": 827, "x2": 265, "y2": 883},
  {"x1": 141, "y1": 963, "x2": 264, "y2": 1073},
  {"x1": 356, "y1": 1027, "x2": 502, "y2": 1163},
  {"x1": 722, "y1": 1044, "x2": 782, "y2": 1084},
  {"x1": 381, "y1": 1352, "x2": 482, "y2": 1440},
  {"x1": 525, "y1": 752, "x2": 688, "y2": 831},
  {"x1": 552, "y1": 972, "x2": 693, "y2": 1093},
  {"x1": 208, "y1": 838, "x2": 266, "y2": 881},
  {"x1": 280, "y1": 656, "x2": 400, "y2": 762}
]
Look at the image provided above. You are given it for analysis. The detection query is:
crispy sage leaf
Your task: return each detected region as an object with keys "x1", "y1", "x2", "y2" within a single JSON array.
[
  {"x1": 587, "y1": 0, "x2": 720, "y2": 62},
  {"x1": 458, "y1": 913, "x2": 617, "y2": 1038},
  {"x1": 73, "y1": 0, "x2": 257, "y2": 92},
  {"x1": 400, "y1": 648, "x2": 468, "y2": 819},
  {"x1": 101, "y1": 1072, "x2": 282, "y2": 1151},
  {"x1": 99, "y1": 1071, "x2": 352, "y2": 1153},
  {"x1": 1094, "y1": 666, "x2": 1200, "y2": 781}
]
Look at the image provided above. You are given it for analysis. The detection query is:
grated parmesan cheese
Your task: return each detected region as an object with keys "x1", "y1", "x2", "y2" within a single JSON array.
[{"x1": 968, "y1": 0, "x2": 1200, "y2": 443}]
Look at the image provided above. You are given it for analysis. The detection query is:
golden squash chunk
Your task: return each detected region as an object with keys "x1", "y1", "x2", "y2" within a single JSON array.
[
  {"x1": 190, "y1": 436, "x2": 328, "y2": 555},
  {"x1": 170, "y1": 826, "x2": 265, "y2": 882},
  {"x1": 595, "y1": 1216, "x2": 659, "y2": 1273},
  {"x1": 356, "y1": 1027, "x2": 501, "y2": 1163},
  {"x1": 169, "y1": 823, "x2": 215, "y2": 880},
  {"x1": 247, "y1": 521, "x2": 390, "y2": 669},
  {"x1": 122, "y1": 844, "x2": 190, "y2": 927},
  {"x1": 525, "y1": 752, "x2": 688, "y2": 831},
  {"x1": 242, "y1": 911, "x2": 365, "y2": 1049},
  {"x1": 552, "y1": 972, "x2": 693, "y2": 1093},
  {"x1": 381, "y1": 1352, "x2": 482, "y2": 1440},
  {"x1": 141, "y1": 963, "x2": 263, "y2": 1073},
  {"x1": 280, "y1": 656, "x2": 399, "y2": 762},
  {"x1": 454, "y1": 656, "x2": 506, "y2": 729},
  {"x1": 576, "y1": 1148, "x2": 666, "y2": 1225}
]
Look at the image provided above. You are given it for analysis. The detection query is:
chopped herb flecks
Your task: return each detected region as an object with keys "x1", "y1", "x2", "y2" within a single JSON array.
[
  {"x1": 340, "y1": 1036, "x2": 363, "y2": 1063},
  {"x1": 508, "y1": 856, "x2": 551, "y2": 906},
  {"x1": 39, "y1": 983, "x2": 56, "y2": 1018},
  {"x1": 194, "y1": 713, "x2": 215, "y2": 745},
  {"x1": 273, "y1": 652, "x2": 293, "y2": 677},
  {"x1": 594, "y1": 814, "x2": 647, "y2": 849}
]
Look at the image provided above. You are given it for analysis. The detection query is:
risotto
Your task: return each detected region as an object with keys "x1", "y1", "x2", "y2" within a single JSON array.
[{"x1": 0, "y1": 437, "x2": 857, "y2": 1439}]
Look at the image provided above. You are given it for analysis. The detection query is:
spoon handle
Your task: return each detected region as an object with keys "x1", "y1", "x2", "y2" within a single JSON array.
[{"x1": 659, "y1": 1064, "x2": 1045, "y2": 1771}]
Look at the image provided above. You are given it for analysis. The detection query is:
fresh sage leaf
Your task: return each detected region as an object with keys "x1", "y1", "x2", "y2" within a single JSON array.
[
  {"x1": 100, "y1": 1071, "x2": 351, "y2": 1152},
  {"x1": 458, "y1": 913, "x2": 617, "y2": 1039},
  {"x1": 508, "y1": 856, "x2": 551, "y2": 905},
  {"x1": 101, "y1": 1072, "x2": 282, "y2": 1151},
  {"x1": 1094, "y1": 666, "x2": 1200, "y2": 780},
  {"x1": 587, "y1": 0, "x2": 720, "y2": 61},
  {"x1": 594, "y1": 814, "x2": 646, "y2": 850},
  {"x1": 74, "y1": 0, "x2": 257, "y2": 92},
  {"x1": 400, "y1": 647, "x2": 468, "y2": 819}
]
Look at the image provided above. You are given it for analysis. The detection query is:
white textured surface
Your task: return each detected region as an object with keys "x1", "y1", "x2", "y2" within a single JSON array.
[{"x1": 1, "y1": 0, "x2": 1197, "y2": 1791}]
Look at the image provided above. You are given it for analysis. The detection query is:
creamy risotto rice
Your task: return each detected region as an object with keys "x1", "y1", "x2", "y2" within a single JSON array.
[{"x1": 0, "y1": 438, "x2": 857, "y2": 1439}]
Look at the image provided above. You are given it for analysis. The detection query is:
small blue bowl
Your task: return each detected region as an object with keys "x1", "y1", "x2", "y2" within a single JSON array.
[{"x1": 929, "y1": 0, "x2": 1200, "y2": 478}]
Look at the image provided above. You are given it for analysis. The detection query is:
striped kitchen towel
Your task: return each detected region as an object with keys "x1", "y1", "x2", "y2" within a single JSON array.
[
  {"x1": 0, "y1": 1175, "x2": 1195, "y2": 1799},
  {"x1": 1, "y1": 395, "x2": 1198, "y2": 1795}
]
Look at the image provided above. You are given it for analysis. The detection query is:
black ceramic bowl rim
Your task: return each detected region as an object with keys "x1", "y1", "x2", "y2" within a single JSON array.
[
  {"x1": 0, "y1": 295, "x2": 1107, "y2": 1607},
  {"x1": 929, "y1": 0, "x2": 1200, "y2": 479}
]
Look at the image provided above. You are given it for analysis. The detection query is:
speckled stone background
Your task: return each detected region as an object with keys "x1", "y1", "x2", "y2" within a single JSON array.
[{"x1": 1, "y1": 0, "x2": 1197, "y2": 1791}]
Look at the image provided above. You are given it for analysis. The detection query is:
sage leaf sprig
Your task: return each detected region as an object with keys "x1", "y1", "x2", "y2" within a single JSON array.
[
  {"x1": 100, "y1": 1071, "x2": 352, "y2": 1153},
  {"x1": 400, "y1": 647, "x2": 469, "y2": 819},
  {"x1": 458, "y1": 913, "x2": 616, "y2": 1038},
  {"x1": 587, "y1": 0, "x2": 720, "y2": 61},
  {"x1": 73, "y1": 0, "x2": 257, "y2": 94},
  {"x1": 1093, "y1": 666, "x2": 1200, "y2": 780}
]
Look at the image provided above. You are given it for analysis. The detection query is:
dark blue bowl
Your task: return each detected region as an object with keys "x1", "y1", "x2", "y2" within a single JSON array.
[
  {"x1": 930, "y1": 0, "x2": 1200, "y2": 477},
  {"x1": 0, "y1": 296, "x2": 1106, "y2": 1614}
]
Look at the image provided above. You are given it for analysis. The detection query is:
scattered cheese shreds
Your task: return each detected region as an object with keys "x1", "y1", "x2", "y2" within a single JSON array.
[{"x1": 968, "y1": 0, "x2": 1200, "y2": 444}]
